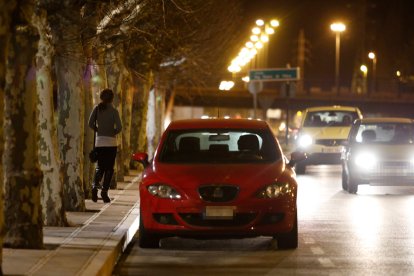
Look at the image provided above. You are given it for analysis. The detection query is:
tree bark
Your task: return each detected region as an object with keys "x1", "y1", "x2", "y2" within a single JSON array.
[
  {"x1": 3, "y1": 18, "x2": 43, "y2": 249},
  {"x1": 121, "y1": 69, "x2": 133, "y2": 175},
  {"x1": 51, "y1": 17, "x2": 86, "y2": 212},
  {"x1": 104, "y1": 46, "x2": 125, "y2": 187},
  {"x1": 0, "y1": 0, "x2": 16, "y2": 269},
  {"x1": 32, "y1": 8, "x2": 68, "y2": 227}
]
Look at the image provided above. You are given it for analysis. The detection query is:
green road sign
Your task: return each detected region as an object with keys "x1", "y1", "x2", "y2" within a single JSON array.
[{"x1": 249, "y1": 68, "x2": 300, "y2": 82}]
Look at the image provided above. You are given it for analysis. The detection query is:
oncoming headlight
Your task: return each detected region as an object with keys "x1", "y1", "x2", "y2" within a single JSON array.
[
  {"x1": 354, "y1": 152, "x2": 377, "y2": 169},
  {"x1": 298, "y1": 134, "x2": 313, "y2": 148},
  {"x1": 257, "y1": 182, "x2": 292, "y2": 199},
  {"x1": 147, "y1": 184, "x2": 181, "y2": 199}
]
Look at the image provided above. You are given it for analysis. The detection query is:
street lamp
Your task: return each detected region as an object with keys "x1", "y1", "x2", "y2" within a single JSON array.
[
  {"x1": 368, "y1": 51, "x2": 377, "y2": 94},
  {"x1": 330, "y1": 22, "x2": 346, "y2": 95},
  {"x1": 360, "y1": 64, "x2": 368, "y2": 94}
]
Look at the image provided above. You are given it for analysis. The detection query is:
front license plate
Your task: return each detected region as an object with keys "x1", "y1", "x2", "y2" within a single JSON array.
[
  {"x1": 204, "y1": 206, "x2": 235, "y2": 220},
  {"x1": 322, "y1": 147, "x2": 341, "y2": 153}
]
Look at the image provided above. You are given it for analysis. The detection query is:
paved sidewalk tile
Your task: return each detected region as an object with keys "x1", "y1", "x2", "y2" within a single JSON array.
[{"x1": 3, "y1": 171, "x2": 141, "y2": 276}]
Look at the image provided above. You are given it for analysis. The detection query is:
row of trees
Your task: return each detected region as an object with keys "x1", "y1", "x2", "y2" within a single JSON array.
[{"x1": 0, "y1": 0, "x2": 243, "y2": 272}]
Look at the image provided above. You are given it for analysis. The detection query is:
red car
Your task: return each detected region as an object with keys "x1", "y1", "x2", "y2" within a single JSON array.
[{"x1": 132, "y1": 119, "x2": 306, "y2": 249}]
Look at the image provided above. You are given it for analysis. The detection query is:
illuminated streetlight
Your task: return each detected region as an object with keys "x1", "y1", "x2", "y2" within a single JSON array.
[
  {"x1": 252, "y1": 27, "x2": 261, "y2": 35},
  {"x1": 330, "y1": 22, "x2": 346, "y2": 95},
  {"x1": 368, "y1": 51, "x2": 377, "y2": 94},
  {"x1": 270, "y1": 19, "x2": 279, "y2": 27},
  {"x1": 256, "y1": 19, "x2": 264, "y2": 26},
  {"x1": 360, "y1": 64, "x2": 368, "y2": 94}
]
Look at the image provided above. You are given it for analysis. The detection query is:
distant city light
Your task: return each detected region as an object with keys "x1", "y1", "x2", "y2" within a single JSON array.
[
  {"x1": 219, "y1": 81, "x2": 235, "y2": 91},
  {"x1": 396, "y1": 70, "x2": 401, "y2": 77},
  {"x1": 224, "y1": 116, "x2": 230, "y2": 119},
  {"x1": 201, "y1": 115, "x2": 209, "y2": 119},
  {"x1": 242, "y1": 76, "x2": 250, "y2": 82}
]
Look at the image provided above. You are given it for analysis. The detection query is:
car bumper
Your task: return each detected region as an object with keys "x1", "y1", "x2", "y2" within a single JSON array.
[
  {"x1": 140, "y1": 195, "x2": 297, "y2": 238},
  {"x1": 350, "y1": 164, "x2": 414, "y2": 185},
  {"x1": 298, "y1": 144, "x2": 343, "y2": 165}
]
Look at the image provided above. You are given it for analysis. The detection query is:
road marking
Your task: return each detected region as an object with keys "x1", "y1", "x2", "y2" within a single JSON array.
[
  {"x1": 311, "y1": 246, "x2": 324, "y2": 255},
  {"x1": 303, "y1": 237, "x2": 315, "y2": 244},
  {"x1": 318, "y1": 257, "x2": 335, "y2": 268}
]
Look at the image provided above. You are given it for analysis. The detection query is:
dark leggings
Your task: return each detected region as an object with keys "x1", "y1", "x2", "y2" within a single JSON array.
[{"x1": 92, "y1": 147, "x2": 117, "y2": 191}]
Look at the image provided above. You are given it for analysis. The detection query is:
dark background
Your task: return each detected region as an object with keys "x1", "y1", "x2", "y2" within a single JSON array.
[{"x1": 236, "y1": 0, "x2": 414, "y2": 91}]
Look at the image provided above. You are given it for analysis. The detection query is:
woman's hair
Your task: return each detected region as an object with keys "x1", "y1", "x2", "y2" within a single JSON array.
[{"x1": 98, "y1": 89, "x2": 114, "y2": 110}]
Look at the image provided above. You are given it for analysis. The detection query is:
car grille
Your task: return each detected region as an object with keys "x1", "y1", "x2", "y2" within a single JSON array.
[
  {"x1": 179, "y1": 213, "x2": 256, "y2": 227},
  {"x1": 314, "y1": 139, "x2": 345, "y2": 146},
  {"x1": 198, "y1": 185, "x2": 239, "y2": 202}
]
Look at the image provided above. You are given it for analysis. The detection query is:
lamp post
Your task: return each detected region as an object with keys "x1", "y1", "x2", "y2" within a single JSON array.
[
  {"x1": 368, "y1": 52, "x2": 377, "y2": 95},
  {"x1": 360, "y1": 64, "x2": 368, "y2": 95},
  {"x1": 330, "y1": 22, "x2": 346, "y2": 95}
]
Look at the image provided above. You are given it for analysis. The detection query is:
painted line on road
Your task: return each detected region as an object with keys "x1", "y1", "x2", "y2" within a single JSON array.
[
  {"x1": 318, "y1": 257, "x2": 335, "y2": 268},
  {"x1": 311, "y1": 246, "x2": 324, "y2": 255}
]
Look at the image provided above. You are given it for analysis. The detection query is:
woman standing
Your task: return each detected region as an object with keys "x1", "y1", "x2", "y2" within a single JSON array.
[{"x1": 88, "y1": 89, "x2": 122, "y2": 203}]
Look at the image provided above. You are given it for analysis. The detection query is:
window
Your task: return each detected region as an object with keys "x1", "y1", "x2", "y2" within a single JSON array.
[
  {"x1": 159, "y1": 129, "x2": 280, "y2": 163},
  {"x1": 354, "y1": 123, "x2": 414, "y2": 144},
  {"x1": 303, "y1": 111, "x2": 358, "y2": 127}
]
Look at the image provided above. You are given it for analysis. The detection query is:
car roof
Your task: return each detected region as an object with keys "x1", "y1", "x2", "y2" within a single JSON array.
[
  {"x1": 166, "y1": 118, "x2": 270, "y2": 130},
  {"x1": 305, "y1": 105, "x2": 360, "y2": 112},
  {"x1": 357, "y1": 117, "x2": 414, "y2": 124}
]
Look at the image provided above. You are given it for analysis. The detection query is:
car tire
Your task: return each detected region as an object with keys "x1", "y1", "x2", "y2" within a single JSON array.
[
  {"x1": 138, "y1": 214, "x2": 160, "y2": 248},
  {"x1": 347, "y1": 176, "x2": 358, "y2": 194},
  {"x1": 276, "y1": 212, "x2": 298, "y2": 249},
  {"x1": 341, "y1": 164, "x2": 348, "y2": 191},
  {"x1": 295, "y1": 162, "x2": 306, "y2": 175}
]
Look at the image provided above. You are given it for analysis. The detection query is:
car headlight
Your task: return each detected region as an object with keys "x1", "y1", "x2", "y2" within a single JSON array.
[
  {"x1": 257, "y1": 182, "x2": 292, "y2": 198},
  {"x1": 298, "y1": 134, "x2": 313, "y2": 148},
  {"x1": 354, "y1": 152, "x2": 377, "y2": 169},
  {"x1": 147, "y1": 184, "x2": 181, "y2": 199}
]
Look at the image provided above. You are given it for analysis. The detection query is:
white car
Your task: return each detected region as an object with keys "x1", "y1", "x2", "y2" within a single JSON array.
[
  {"x1": 342, "y1": 117, "x2": 414, "y2": 194},
  {"x1": 295, "y1": 106, "x2": 363, "y2": 174}
]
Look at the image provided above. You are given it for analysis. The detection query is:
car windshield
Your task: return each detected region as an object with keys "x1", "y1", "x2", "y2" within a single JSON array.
[
  {"x1": 353, "y1": 123, "x2": 414, "y2": 144},
  {"x1": 303, "y1": 111, "x2": 358, "y2": 127},
  {"x1": 158, "y1": 129, "x2": 281, "y2": 164}
]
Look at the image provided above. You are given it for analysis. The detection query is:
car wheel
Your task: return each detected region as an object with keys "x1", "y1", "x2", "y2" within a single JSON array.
[
  {"x1": 341, "y1": 164, "x2": 348, "y2": 191},
  {"x1": 276, "y1": 212, "x2": 298, "y2": 249},
  {"x1": 138, "y1": 214, "x2": 160, "y2": 248},
  {"x1": 295, "y1": 162, "x2": 306, "y2": 175},
  {"x1": 347, "y1": 177, "x2": 358, "y2": 194}
]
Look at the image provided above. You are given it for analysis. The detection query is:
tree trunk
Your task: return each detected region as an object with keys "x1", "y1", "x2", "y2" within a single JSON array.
[
  {"x1": 121, "y1": 70, "x2": 133, "y2": 175},
  {"x1": 146, "y1": 83, "x2": 157, "y2": 158},
  {"x1": 51, "y1": 22, "x2": 86, "y2": 212},
  {"x1": 3, "y1": 20, "x2": 43, "y2": 249},
  {"x1": 104, "y1": 47, "x2": 125, "y2": 188},
  {"x1": 0, "y1": 0, "x2": 16, "y2": 269},
  {"x1": 32, "y1": 8, "x2": 68, "y2": 227},
  {"x1": 130, "y1": 78, "x2": 147, "y2": 167}
]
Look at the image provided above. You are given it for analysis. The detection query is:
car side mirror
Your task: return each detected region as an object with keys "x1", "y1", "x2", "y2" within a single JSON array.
[
  {"x1": 132, "y1": 152, "x2": 149, "y2": 168},
  {"x1": 341, "y1": 140, "x2": 349, "y2": 146},
  {"x1": 288, "y1": 151, "x2": 307, "y2": 167}
]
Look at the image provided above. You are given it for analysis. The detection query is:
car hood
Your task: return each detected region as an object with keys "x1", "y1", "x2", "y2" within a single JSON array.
[
  {"x1": 351, "y1": 144, "x2": 414, "y2": 160},
  {"x1": 143, "y1": 159, "x2": 286, "y2": 189},
  {"x1": 301, "y1": 126, "x2": 351, "y2": 140}
]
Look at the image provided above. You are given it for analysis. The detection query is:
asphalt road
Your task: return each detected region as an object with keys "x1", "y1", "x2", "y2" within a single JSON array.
[{"x1": 114, "y1": 165, "x2": 414, "y2": 275}]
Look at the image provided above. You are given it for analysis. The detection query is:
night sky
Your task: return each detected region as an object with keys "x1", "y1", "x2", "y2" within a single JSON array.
[{"x1": 239, "y1": 0, "x2": 414, "y2": 91}]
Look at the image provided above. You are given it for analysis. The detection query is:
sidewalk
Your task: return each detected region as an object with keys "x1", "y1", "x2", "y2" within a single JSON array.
[{"x1": 3, "y1": 171, "x2": 141, "y2": 276}]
